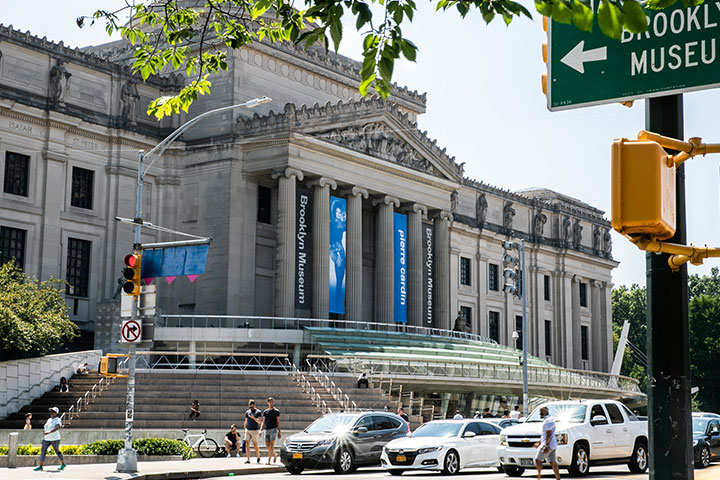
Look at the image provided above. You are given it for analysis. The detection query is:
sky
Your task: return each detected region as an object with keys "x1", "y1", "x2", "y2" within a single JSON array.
[{"x1": 4, "y1": 0, "x2": 720, "y2": 288}]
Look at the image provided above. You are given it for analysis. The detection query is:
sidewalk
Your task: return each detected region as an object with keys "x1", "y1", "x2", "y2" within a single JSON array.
[{"x1": 1, "y1": 456, "x2": 286, "y2": 480}]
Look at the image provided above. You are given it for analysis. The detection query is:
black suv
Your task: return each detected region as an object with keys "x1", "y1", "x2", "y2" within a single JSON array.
[{"x1": 280, "y1": 411, "x2": 409, "y2": 474}]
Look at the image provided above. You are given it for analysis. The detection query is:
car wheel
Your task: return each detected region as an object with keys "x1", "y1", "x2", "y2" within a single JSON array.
[
  {"x1": 442, "y1": 449, "x2": 460, "y2": 475},
  {"x1": 628, "y1": 440, "x2": 648, "y2": 473},
  {"x1": 286, "y1": 465, "x2": 304, "y2": 475},
  {"x1": 697, "y1": 446, "x2": 711, "y2": 469},
  {"x1": 334, "y1": 448, "x2": 355, "y2": 474},
  {"x1": 568, "y1": 443, "x2": 590, "y2": 477},
  {"x1": 388, "y1": 469, "x2": 405, "y2": 476},
  {"x1": 502, "y1": 465, "x2": 525, "y2": 477}
]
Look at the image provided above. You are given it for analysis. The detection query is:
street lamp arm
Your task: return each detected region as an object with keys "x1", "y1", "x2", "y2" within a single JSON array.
[{"x1": 141, "y1": 96, "x2": 271, "y2": 177}]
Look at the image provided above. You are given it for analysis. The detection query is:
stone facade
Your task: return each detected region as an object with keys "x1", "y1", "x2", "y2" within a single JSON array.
[{"x1": 0, "y1": 25, "x2": 617, "y2": 372}]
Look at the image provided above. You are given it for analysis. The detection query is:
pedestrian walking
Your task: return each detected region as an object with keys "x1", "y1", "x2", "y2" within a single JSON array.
[
  {"x1": 244, "y1": 399, "x2": 262, "y2": 463},
  {"x1": 397, "y1": 406, "x2": 409, "y2": 423},
  {"x1": 534, "y1": 406, "x2": 561, "y2": 480},
  {"x1": 510, "y1": 405, "x2": 521, "y2": 419},
  {"x1": 24, "y1": 412, "x2": 32, "y2": 430},
  {"x1": 33, "y1": 407, "x2": 66, "y2": 471},
  {"x1": 260, "y1": 397, "x2": 281, "y2": 465},
  {"x1": 453, "y1": 409, "x2": 463, "y2": 420}
]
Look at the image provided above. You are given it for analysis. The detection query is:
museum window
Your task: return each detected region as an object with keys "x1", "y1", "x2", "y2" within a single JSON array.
[
  {"x1": 257, "y1": 185, "x2": 272, "y2": 224},
  {"x1": 581, "y1": 325, "x2": 589, "y2": 361},
  {"x1": 66, "y1": 238, "x2": 91, "y2": 297},
  {"x1": 488, "y1": 311, "x2": 499, "y2": 342},
  {"x1": 579, "y1": 282, "x2": 587, "y2": 307},
  {"x1": 71, "y1": 167, "x2": 94, "y2": 209},
  {"x1": 544, "y1": 275, "x2": 551, "y2": 301},
  {"x1": 515, "y1": 315, "x2": 523, "y2": 349},
  {"x1": 544, "y1": 320, "x2": 552, "y2": 356},
  {"x1": 488, "y1": 263, "x2": 498, "y2": 291},
  {"x1": 460, "y1": 306, "x2": 472, "y2": 331},
  {"x1": 460, "y1": 257, "x2": 471, "y2": 286},
  {"x1": 0, "y1": 226, "x2": 26, "y2": 270},
  {"x1": 3, "y1": 151, "x2": 29, "y2": 197}
]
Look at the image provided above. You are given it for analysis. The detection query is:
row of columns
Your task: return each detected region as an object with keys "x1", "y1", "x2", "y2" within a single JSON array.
[{"x1": 271, "y1": 167, "x2": 451, "y2": 328}]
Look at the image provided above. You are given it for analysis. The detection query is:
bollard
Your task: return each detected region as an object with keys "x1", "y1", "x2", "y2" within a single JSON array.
[{"x1": 8, "y1": 432, "x2": 19, "y2": 468}]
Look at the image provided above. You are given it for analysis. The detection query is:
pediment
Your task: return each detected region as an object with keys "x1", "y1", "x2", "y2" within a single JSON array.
[
  {"x1": 315, "y1": 120, "x2": 449, "y2": 179},
  {"x1": 236, "y1": 98, "x2": 464, "y2": 183}
]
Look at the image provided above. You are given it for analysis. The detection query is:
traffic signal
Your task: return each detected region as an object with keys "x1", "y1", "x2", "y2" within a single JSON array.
[
  {"x1": 611, "y1": 138, "x2": 676, "y2": 240},
  {"x1": 502, "y1": 241, "x2": 520, "y2": 297},
  {"x1": 122, "y1": 253, "x2": 142, "y2": 297},
  {"x1": 99, "y1": 356, "x2": 118, "y2": 376}
]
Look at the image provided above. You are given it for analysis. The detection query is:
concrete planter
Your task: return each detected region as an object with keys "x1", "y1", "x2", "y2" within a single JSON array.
[{"x1": 0, "y1": 454, "x2": 182, "y2": 468}]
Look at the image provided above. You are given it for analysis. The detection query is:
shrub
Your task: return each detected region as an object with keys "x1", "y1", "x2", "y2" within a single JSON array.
[
  {"x1": 1, "y1": 439, "x2": 193, "y2": 459},
  {"x1": 16, "y1": 444, "x2": 41, "y2": 455},
  {"x1": 79, "y1": 439, "x2": 124, "y2": 456},
  {"x1": 0, "y1": 446, "x2": 8, "y2": 455},
  {"x1": 59, "y1": 445, "x2": 82, "y2": 455},
  {"x1": 134, "y1": 438, "x2": 195, "y2": 460}
]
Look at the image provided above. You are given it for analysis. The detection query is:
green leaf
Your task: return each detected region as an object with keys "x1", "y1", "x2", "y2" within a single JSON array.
[
  {"x1": 551, "y1": 1, "x2": 574, "y2": 24},
  {"x1": 359, "y1": 73, "x2": 375, "y2": 96},
  {"x1": 645, "y1": 0, "x2": 677, "y2": 9},
  {"x1": 681, "y1": 0, "x2": 703, "y2": 6},
  {"x1": 400, "y1": 39, "x2": 417, "y2": 61},
  {"x1": 622, "y1": 0, "x2": 648, "y2": 33},
  {"x1": 329, "y1": 20, "x2": 343, "y2": 52},
  {"x1": 535, "y1": 0, "x2": 553, "y2": 17},
  {"x1": 571, "y1": 1, "x2": 593, "y2": 32},
  {"x1": 597, "y1": 0, "x2": 625, "y2": 39},
  {"x1": 378, "y1": 55, "x2": 394, "y2": 82}
]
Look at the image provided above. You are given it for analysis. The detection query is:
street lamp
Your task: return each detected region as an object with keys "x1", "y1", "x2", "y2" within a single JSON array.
[{"x1": 116, "y1": 96, "x2": 271, "y2": 473}]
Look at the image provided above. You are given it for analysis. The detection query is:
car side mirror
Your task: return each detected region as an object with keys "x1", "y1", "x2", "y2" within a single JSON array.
[
  {"x1": 711, "y1": 431, "x2": 720, "y2": 437},
  {"x1": 355, "y1": 426, "x2": 368, "y2": 434},
  {"x1": 462, "y1": 431, "x2": 476, "y2": 438},
  {"x1": 590, "y1": 415, "x2": 608, "y2": 426}
]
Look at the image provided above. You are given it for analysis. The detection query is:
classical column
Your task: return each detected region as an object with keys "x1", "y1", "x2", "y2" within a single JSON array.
[
  {"x1": 571, "y1": 275, "x2": 582, "y2": 369},
  {"x1": 308, "y1": 177, "x2": 336, "y2": 319},
  {"x1": 346, "y1": 187, "x2": 368, "y2": 322},
  {"x1": 591, "y1": 280, "x2": 608, "y2": 371},
  {"x1": 273, "y1": 168, "x2": 303, "y2": 317},
  {"x1": 431, "y1": 210, "x2": 452, "y2": 331},
  {"x1": 404, "y1": 203, "x2": 427, "y2": 327},
  {"x1": 374, "y1": 195, "x2": 400, "y2": 324}
]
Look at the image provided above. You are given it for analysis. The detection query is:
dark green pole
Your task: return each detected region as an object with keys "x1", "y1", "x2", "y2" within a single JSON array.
[{"x1": 645, "y1": 94, "x2": 693, "y2": 480}]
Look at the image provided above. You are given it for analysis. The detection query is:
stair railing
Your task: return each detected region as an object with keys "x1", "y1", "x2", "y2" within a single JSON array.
[
  {"x1": 306, "y1": 359, "x2": 351, "y2": 411},
  {"x1": 61, "y1": 375, "x2": 113, "y2": 425},
  {"x1": 286, "y1": 360, "x2": 332, "y2": 415}
]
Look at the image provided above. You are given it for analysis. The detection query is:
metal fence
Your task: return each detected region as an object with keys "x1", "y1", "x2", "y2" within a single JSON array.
[
  {"x1": 117, "y1": 351, "x2": 291, "y2": 373},
  {"x1": 158, "y1": 315, "x2": 497, "y2": 344},
  {"x1": 307, "y1": 355, "x2": 642, "y2": 395}
]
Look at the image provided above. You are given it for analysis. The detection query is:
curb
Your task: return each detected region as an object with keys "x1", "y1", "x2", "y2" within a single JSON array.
[{"x1": 137, "y1": 465, "x2": 285, "y2": 480}]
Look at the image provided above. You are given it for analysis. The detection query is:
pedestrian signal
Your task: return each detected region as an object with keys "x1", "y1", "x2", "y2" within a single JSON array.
[
  {"x1": 611, "y1": 139, "x2": 676, "y2": 240},
  {"x1": 122, "y1": 253, "x2": 142, "y2": 297}
]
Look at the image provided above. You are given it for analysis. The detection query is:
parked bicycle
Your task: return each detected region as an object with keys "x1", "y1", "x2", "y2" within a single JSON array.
[{"x1": 178, "y1": 428, "x2": 219, "y2": 457}]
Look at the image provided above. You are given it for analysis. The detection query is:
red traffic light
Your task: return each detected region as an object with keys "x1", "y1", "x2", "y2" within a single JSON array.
[
  {"x1": 124, "y1": 254, "x2": 138, "y2": 268},
  {"x1": 122, "y1": 253, "x2": 142, "y2": 296}
]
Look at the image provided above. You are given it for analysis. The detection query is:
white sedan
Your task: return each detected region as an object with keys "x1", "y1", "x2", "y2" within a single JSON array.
[{"x1": 380, "y1": 419, "x2": 502, "y2": 475}]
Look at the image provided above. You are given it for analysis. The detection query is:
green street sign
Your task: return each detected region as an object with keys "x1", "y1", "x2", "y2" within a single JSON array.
[{"x1": 548, "y1": 2, "x2": 720, "y2": 111}]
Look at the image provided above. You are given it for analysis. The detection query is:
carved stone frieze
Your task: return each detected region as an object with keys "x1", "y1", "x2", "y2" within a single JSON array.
[
  {"x1": 476, "y1": 193, "x2": 488, "y2": 228},
  {"x1": 572, "y1": 219, "x2": 583, "y2": 249},
  {"x1": 321, "y1": 121, "x2": 439, "y2": 176},
  {"x1": 533, "y1": 211, "x2": 547, "y2": 237},
  {"x1": 503, "y1": 201, "x2": 515, "y2": 232}
]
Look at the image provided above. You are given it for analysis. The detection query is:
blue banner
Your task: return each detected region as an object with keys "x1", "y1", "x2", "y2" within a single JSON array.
[
  {"x1": 329, "y1": 196, "x2": 346, "y2": 314},
  {"x1": 394, "y1": 212, "x2": 408, "y2": 324}
]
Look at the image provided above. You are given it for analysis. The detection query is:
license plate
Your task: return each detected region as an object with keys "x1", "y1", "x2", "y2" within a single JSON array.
[
  {"x1": 520, "y1": 458, "x2": 534, "y2": 466},
  {"x1": 396, "y1": 455, "x2": 406, "y2": 462},
  {"x1": 293, "y1": 453, "x2": 303, "y2": 459}
]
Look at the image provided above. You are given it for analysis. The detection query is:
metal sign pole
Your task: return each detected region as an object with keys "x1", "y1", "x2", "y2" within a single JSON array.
[
  {"x1": 116, "y1": 151, "x2": 144, "y2": 473},
  {"x1": 520, "y1": 240, "x2": 528, "y2": 417}
]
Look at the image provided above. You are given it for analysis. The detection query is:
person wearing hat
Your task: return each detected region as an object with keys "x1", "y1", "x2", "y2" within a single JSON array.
[{"x1": 33, "y1": 407, "x2": 66, "y2": 471}]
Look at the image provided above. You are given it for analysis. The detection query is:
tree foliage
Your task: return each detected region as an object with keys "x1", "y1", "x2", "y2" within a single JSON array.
[
  {"x1": 80, "y1": 0, "x2": 681, "y2": 119},
  {"x1": 0, "y1": 260, "x2": 77, "y2": 359},
  {"x1": 611, "y1": 284, "x2": 647, "y2": 391}
]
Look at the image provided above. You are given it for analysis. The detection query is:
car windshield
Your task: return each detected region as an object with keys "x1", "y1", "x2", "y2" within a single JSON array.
[
  {"x1": 305, "y1": 414, "x2": 356, "y2": 434},
  {"x1": 412, "y1": 422, "x2": 462, "y2": 438},
  {"x1": 693, "y1": 419, "x2": 710, "y2": 435},
  {"x1": 526, "y1": 405, "x2": 587, "y2": 423}
]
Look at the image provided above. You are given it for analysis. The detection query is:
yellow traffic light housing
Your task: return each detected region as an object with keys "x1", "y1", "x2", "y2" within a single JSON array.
[
  {"x1": 99, "y1": 354, "x2": 128, "y2": 378},
  {"x1": 122, "y1": 253, "x2": 142, "y2": 297},
  {"x1": 611, "y1": 138, "x2": 676, "y2": 240}
]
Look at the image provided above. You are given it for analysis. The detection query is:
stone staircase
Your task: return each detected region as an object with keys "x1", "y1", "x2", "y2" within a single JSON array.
[
  {"x1": 57, "y1": 372, "x2": 324, "y2": 431},
  {"x1": 0, "y1": 372, "x2": 108, "y2": 430}
]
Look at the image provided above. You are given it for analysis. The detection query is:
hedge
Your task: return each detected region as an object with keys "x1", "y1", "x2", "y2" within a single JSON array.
[{"x1": 0, "y1": 439, "x2": 194, "y2": 460}]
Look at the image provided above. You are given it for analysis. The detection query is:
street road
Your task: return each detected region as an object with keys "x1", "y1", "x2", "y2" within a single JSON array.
[{"x1": 207, "y1": 463, "x2": 720, "y2": 479}]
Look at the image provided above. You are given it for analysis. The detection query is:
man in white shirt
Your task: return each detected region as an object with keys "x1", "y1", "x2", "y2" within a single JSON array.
[
  {"x1": 534, "y1": 406, "x2": 560, "y2": 480},
  {"x1": 453, "y1": 410, "x2": 463, "y2": 420},
  {"x1": 510, "y1": 405, "x2": 521, "y2": 419}
]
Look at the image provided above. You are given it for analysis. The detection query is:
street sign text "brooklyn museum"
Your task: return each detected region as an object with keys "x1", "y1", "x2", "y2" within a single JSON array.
[{"x1": 548, "y1": 2, "x2": 720, "y2": 110}]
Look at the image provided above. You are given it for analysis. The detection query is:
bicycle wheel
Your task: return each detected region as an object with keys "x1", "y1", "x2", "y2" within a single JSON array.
[{"x1": 197, "y1": 437, "x2": 219, "y2": 458}]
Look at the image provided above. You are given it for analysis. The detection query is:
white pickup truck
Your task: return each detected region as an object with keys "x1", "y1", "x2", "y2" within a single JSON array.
[{"x1": 496, "y1": 400, "x2": 648, "y2": 477}]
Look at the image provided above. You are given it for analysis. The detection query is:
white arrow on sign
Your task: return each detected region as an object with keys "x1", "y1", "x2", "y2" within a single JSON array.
[{"x1": 561, "y1": 41, "x2": 607, "y2": 74}]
